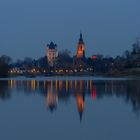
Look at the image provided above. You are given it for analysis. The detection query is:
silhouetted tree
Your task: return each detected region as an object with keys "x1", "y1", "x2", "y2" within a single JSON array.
[
  {"x1": 0, "y1": 55, "x2": 12, "y2": 77},
  {"x1": 56, "y1": 49, "x2": 73, "y2": 68},
  {"x1": 38, "y1": 56, "x2": 48, "y2": 69},
  {"x1": 23, "y1": 57, "x2": 33, "y2": 69}
]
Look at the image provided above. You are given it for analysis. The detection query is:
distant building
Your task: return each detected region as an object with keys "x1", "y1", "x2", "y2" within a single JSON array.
[
  {"x1": 91, "y1": 54, "x2": 103, "y2": 60},
  {"x1": 76, "y1": 33, "x2": 86, "y2": 58},
  {"x1": 46, "y1": 42, "x2": 58, "y2": 66},
  {"x1": 131, "y1": 38, "x2": 140, "y2": 61},
  {"x1": 130, "y1": 38, "x2": 140, "y2": 68},
  {"x1": 74, "y1": 33, "x2": 87, "y2": 68},
  {"x1": 132, "y1": 38, "x2": 140, "y2": 53}
]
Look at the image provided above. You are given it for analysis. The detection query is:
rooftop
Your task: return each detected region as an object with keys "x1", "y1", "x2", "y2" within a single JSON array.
[{"x1": 47, "y1": 42, "x2": 57, "y2": 49}]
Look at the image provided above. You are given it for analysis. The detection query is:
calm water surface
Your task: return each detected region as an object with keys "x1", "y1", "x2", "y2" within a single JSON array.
[{"x1": 0, "y1": 76, "x2": 140, "y2": 140}]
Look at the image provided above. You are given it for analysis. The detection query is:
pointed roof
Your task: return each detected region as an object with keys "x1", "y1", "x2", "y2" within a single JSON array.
[{"x1": 79, "y1": 32, "x2": 84, "y2": 43}]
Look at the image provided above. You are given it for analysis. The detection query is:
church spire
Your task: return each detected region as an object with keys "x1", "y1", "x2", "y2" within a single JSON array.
[
  {"x1": 79, "y1": 32, "x2": 84, "y2": 43},
  {"x1": 76, "y1": 32, "x2": 86, "y2": 58}
]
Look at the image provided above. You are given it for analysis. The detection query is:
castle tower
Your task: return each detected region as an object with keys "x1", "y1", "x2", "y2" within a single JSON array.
[
  {"x1": 76, "y1": 33, "x2": 86, "y2": 58},
  {"x1": 46, "y1": 42, "x2": 58, "y2": 66}
]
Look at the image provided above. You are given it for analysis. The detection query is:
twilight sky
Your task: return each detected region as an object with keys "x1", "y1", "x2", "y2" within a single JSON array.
[{"x1": 0, "y1": 0, "x2": 140, "y2": 60}]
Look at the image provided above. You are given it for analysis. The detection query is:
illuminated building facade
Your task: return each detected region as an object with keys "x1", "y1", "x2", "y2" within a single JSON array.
[
  {"x1": 73, "y1": 33, "x2": 87, "y2": 69},
  {"x1": 76, "y1": 33, "x2": 86, "y2": 58},
  {"x1": 47, "y1": 42, "x2": 58, "y2": 66}
]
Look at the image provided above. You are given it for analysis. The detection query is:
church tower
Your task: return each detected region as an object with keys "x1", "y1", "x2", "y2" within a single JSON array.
[{"x1": 76, "y1": 33, "x2": 86, "y2": 58}]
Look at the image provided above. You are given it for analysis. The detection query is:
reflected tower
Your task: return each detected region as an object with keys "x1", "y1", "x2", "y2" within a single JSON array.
[
  {"x1": 46, "y1": 82, "x2": 58, "y2": 112},
  {"x1": 76, "y1": 94, "x2": 85, "y2": 122}
]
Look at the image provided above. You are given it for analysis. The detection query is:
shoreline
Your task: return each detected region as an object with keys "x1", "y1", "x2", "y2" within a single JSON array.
[
  {"x1": 1, "y1": 71, "x2": 140, "y2": 79},
  {"x1": 0, "y1": 74, "x2": 140, "y2": 81}
]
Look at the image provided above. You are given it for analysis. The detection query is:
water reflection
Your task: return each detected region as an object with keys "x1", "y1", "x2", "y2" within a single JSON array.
[{"x1": 0, "y1": 79, "x2": 140, "y2": 120}]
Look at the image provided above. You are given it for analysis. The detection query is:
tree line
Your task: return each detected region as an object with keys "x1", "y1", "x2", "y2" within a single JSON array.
[{"x1": 0, "y1": 55, "x2": 11, "y2": 77}]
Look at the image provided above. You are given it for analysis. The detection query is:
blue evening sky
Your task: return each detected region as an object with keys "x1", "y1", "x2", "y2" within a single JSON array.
[{"x1": 0, "y1": 0, "x2": 140, "y2": 60}]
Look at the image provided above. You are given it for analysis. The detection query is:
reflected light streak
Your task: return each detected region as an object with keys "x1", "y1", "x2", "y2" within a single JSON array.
[
  {"x1": 70, "y1": 80, "x2": 73, "y2": 89},
  {"x1": 55, "y1": 80, "x2": 58, "y2": 91},
  {"x1": 75, "y1": 80, "x2": 77, "y2": 89},
  {"x1": 31, "y1": 80, "x2": 36, "y2": 90},
  {"x1": 66, "y1": 80, "x2": 68, "y2": 91},
  {"x1": 91, "y1": 87, "x2": 97, "y2": 100},
  {"x1": 59, "y1": 81, "x2": 63, "y2": 90}
]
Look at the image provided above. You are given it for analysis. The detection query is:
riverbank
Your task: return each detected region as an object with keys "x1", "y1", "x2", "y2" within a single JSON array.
[{"x1": 1, "y1": 70, "x2": 140, "y2": 79}]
